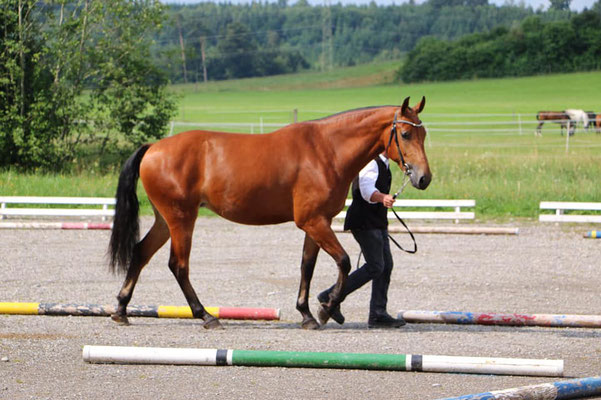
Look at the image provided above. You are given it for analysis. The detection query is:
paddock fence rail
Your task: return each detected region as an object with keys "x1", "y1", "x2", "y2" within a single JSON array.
[
  {"x1": 169, "y1": 111, "x2": 597, "y2": 135},
  {"x1": 169, "y1": 111, "x2": 600, "y2": 154}
]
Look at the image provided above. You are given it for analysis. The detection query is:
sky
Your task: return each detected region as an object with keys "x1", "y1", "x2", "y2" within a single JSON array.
[{"x1": 162, "y1": 0, "x2": 597, "y2": 12}]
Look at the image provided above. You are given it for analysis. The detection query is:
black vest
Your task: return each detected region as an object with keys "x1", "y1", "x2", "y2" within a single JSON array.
[{"x1": 344, "y1": 157, "x2": 392, "y2": 231}]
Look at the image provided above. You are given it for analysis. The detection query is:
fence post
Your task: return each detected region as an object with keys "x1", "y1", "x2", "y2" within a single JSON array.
[
  {"x1": 293, "y1": 109, "x2": 298, "y2": 123},
  {"x1": 260, "y1": 117, "x2": 264, "y2": 134},
  {"x1": 566, "y1": 120, "x2": 570, "y2": 154}
]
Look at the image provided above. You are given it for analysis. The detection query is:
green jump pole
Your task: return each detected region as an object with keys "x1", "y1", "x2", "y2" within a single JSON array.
[
  {"x1": 231, "y1": 349, "x2": 405, "y2": 370},
  {"x1": 83, "y1": 345, "x2": 563, "y2": 377}
]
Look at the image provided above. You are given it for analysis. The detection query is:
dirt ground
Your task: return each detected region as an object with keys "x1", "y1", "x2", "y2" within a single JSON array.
[{"x1": 1, "y1": 217, "x2": 600, "y2": 399}]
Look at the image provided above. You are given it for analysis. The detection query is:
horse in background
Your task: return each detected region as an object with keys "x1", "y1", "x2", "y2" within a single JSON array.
[
  {"x1": 596, "y1": 114, "x2": 601, "y2": 134},
  {"x1": 585, "y1": 111, "x2": 597, "y2": 131},
  {"x1": 564, "y1": 109, "x2": 589, "y2": 134},
  {"x1": 535, "y1": 111, "x2": 573, "y2": 136}
]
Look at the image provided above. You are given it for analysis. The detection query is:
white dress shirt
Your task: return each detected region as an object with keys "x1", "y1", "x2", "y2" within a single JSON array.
[{"x1": 358, "y1": 154, "x2": 389, "y2": 204}]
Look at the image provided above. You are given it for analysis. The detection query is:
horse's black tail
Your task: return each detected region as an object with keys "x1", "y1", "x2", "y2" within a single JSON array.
[{"x1": 108, "y1": 144, "x2": 151, "y2": 275}]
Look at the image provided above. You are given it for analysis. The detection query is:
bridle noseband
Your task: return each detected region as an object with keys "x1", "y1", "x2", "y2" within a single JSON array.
[{"x1": 386, "y1": 110, "x2": 423, "y2": 176}]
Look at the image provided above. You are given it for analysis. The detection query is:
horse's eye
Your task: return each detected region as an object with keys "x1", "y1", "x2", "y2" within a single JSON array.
[{"x1": 401, "y1": 130, "x2": 411, "y2": 140}]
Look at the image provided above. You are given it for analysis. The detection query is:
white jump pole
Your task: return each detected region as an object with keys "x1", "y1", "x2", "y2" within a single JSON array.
[
  {"x1": 389, "y1": 226, "x2": 519, "y2": 235},
  {"x1": 82, "y1": 345, "x2": 563, "y2": 377},
  {"x1": 331, "y1": 225, "x2": 519, "y2": 235}
]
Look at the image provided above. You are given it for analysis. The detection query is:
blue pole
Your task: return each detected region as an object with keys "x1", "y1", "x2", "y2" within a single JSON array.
[{"x1": 437, "y1": 376, "x2": 601, "y2": 400}]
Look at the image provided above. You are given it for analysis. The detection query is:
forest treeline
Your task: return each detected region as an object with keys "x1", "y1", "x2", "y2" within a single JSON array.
[
  {"x1": 400, "y1": 7, "x2": 601, "y2": 82},
  {"x1": 157, "y1": 0, "x2": 578, "y2": 82}
]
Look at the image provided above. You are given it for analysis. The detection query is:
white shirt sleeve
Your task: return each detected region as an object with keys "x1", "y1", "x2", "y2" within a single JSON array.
[{"x1": 358, "y1": 160, "x2": 379, "y2": 204}]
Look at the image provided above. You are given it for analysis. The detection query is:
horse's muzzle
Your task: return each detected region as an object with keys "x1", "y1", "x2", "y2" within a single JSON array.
[{"x1": 408, "y1": 165, "x2": 432, "y2": 190}]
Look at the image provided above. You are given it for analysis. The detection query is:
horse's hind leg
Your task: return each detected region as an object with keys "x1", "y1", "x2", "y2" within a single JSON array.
[
  {"x1": 168, "y1": 217, "x2": 221, "y2": 329},
  {"x1": 296, "y1": 234, "x2": 321, "y2": 330},
  {"x1": 112, "y1": 208, "x2": 170, "y2": 325}
]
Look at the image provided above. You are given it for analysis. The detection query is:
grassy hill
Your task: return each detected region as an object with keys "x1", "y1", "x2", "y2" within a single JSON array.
[
  {"x1": 171, "y1": 64, "x2": 601, "y2": 125},
  {"x1": 171, "y1": 60, "x2": 401, "y2": 93}
]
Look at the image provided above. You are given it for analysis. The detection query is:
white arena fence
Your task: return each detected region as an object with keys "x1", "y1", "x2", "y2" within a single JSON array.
[
  {"x1": 334, "y1": 199, "x2": 475, "y2": 223},
  {"x1": 0, "y1": 196, "x2": 115, "y2": 220},
  {"x1": 539, "y1": 201, "x2": 601, "y2": 223}
]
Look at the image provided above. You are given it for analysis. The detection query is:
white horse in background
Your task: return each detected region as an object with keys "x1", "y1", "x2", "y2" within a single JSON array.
[{"x1": 564, "y1": 109, "x2": 590, "y2": 133}]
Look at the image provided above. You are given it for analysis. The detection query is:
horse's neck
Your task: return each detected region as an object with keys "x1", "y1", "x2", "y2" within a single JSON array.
[{"x1": 324, "y1": 111, "x2": 391, "y2": 180}]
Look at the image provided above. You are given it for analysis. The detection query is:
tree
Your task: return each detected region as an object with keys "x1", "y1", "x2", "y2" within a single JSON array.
[
  {"x1": 549, "y1": 0, "x2": 571, "y2": 11},
  {"x1": 0, "y1": 0, "x2": 58, "y2": 169},
  {"x1": 217, "y1": 22, "x2": 259, "y2": 79},
  {"x1": 0, "y1": 0, "x2": 176, "y2": 171}
]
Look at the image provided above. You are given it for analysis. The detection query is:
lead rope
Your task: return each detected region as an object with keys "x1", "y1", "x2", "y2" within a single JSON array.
[{"x1": 388, "y1": 172, "x2": 417, "y2": 254}]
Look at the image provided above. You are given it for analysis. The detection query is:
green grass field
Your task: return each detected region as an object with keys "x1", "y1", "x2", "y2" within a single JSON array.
[
  {"x1": 171, "y1": 67, "x2": 601, "y2": 124},
  {"x1": 3, "y1": 62, "x2": 601, "y2": 220}
]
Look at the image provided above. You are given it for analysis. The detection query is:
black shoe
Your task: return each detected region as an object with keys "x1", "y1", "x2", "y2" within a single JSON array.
[
  {"x1": 317, "y1": 292, "x2": 345, "y2": 325},
  {"x1": 368, "y1": 313, "x2": 406, "y2": 329}
]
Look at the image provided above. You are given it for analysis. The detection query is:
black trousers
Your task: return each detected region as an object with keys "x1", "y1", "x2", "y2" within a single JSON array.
[{"x1": 324, "y1": 228, "x2": 394, "y2": 318}]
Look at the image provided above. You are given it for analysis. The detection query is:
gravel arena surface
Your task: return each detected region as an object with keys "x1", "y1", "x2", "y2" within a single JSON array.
[{"x1": 1, "y1": 217, "x2": 601, "y2": 399}]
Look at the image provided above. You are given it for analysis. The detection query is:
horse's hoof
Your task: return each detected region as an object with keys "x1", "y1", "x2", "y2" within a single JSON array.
[
  {"x1": 317, "y1": 305, "x2": 330, "y2": 326},
  {"x1": 111, "y1": 314, "x2": 130, "y2": 326},
  {"x1": 301, "y1": 318, "x2": 320, "y2": 330},
  {"x1": 203, "y1": 318, "x2": 223, "y2": 330}
]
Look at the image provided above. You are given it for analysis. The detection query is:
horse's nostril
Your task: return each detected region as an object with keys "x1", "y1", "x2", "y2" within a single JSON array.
[{"x1": 419, "y1": 174, "x2": 431, "y2": 189}]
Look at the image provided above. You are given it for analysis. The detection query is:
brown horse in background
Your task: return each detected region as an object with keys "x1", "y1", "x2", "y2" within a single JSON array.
[
  {"x1": 596, "y1": 114, "x2": 601, "y2": 134},
  {"x1": 585, "y1": 111, "x2": 597, "y2": 131},
  {"x1": 108, "y1": 97, "x2": 432, "y2": 330},
  {"x1": 535, "y1": 111, "x2": 574, "y2": 136}
]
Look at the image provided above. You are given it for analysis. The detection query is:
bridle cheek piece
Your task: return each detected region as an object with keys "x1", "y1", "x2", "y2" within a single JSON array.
[
  {"x1": 386, "y1": 110, "x2": 423, "y2": 255},
  {"x1": 386, "y1": 110, "x2": 423, "y2": 176}
]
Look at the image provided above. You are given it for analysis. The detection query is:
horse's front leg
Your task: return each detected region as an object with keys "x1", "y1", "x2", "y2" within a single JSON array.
[
  {"x1": 296, "y1": 234, "x2": 321, "y2": 329},
  {"x1": 301, "y1": 218, "x2": 351, "y2": 327}
]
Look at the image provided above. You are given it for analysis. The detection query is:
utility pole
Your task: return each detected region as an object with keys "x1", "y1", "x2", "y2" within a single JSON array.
[
  {"x1": 321, "y1": 0, "x2": 333, "y2": 71},
  {"x1": 18, "y1": 0, "x2": 25, "y2": 118},
  {"x1": 200, "y1": 36, "x2": 208, "y2": 83},
  {"x1": 176, "y1": 14, "x2": 188, "y2": 84}
]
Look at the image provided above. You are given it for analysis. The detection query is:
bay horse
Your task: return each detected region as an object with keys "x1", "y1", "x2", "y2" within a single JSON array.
[
  {"x1": 108, "y1": 97, "x2": 431, "y2": 330},
  {"x1": 596, "y1": 114, "x2": 601, "y2": 134},
  {"x1": 585, "y1": 111, "x2": 596, "y2": 131},
  {"x1": 535, "y1": 111, "x2": 573, "y2": 136}
]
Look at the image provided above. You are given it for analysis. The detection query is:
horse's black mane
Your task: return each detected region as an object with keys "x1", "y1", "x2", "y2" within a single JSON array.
[{"x1": 311, "y1": 105, "x2": 397, "y2": 122}]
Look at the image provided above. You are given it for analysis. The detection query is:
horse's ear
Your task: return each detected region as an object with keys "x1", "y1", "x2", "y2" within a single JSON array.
[
  {"x1": 401, "y1": 97, "x2": 410, "y2": 115},
  {"x1": 414, "y1": 96, "x2": 426, "y2": 114}
]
